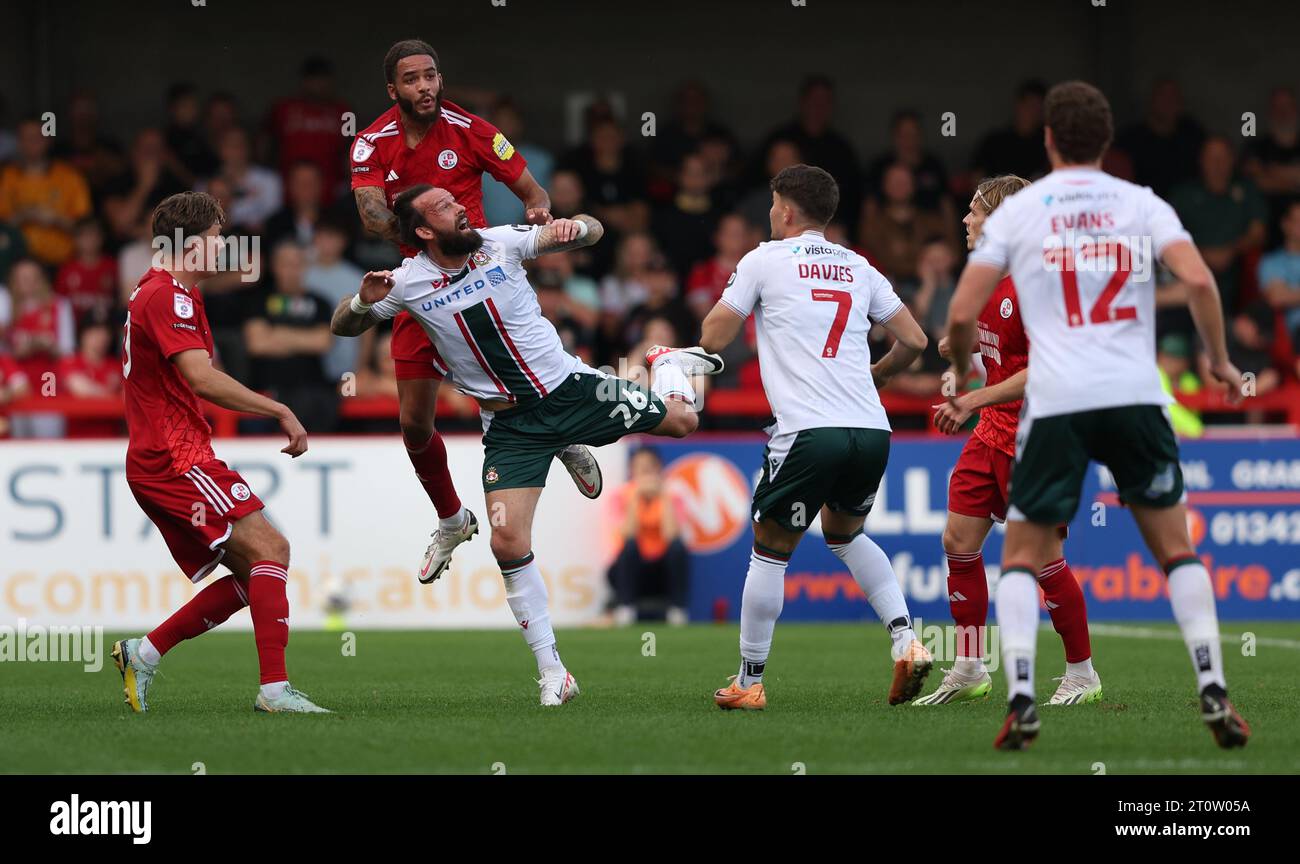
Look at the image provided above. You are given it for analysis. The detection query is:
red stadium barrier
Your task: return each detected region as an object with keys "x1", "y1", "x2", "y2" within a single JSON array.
[{"x1": 5, "y1": 383, "x2": 1299, "y2": 436}]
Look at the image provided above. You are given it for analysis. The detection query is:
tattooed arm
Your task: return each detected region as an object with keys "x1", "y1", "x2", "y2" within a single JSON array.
[
  {"x1": 529, "y1": 215, "x2": 604, "y2": 258},
  {"x1": 353, "y1": 187, "x2": 400, "y2": 244}
]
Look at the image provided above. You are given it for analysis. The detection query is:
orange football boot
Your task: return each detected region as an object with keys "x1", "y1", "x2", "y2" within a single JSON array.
[
  {"x1": 889, "y1": 639, "x2": 933, "y2": 705},
  {"x1": 714, "y1": 676, "x2": 767, "y2": 710}
]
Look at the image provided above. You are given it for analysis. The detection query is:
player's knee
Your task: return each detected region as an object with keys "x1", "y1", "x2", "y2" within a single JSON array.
[
  {"x1": 942, "y1": 521, "x2": 979, "y2": 555},
  {"x1": 660, "y1": 402, "x2": 698, "y2": 438},
  {"x1": 260, "y1": 530, "x2": 291, "y2": 567},
  {"x1": 400, "y1": 415, "x2": 434, "y2": 449},
  {"x1": 489, "y1": 528, "x2": 527, "y2": 564}
]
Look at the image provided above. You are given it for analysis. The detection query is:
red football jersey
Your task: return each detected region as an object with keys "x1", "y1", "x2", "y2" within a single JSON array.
[
  {"x1": 122, "y1": 268, "x2": 216, "y2": 478},
  {"x1": 350, "y1": 99, "x2": 527, "y2": 253},
  {"x1": 972, "y1": 276, "x2": 1028, "y2": 458}
]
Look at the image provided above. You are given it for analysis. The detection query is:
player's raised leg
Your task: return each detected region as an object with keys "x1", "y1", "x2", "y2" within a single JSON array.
[
  {"x1": 224, "y1": 512, "x2": 330, "y2": 713},
  {"x1": 1130, "y1": 502, "x2": 1249, "y2": 748},
  {"x1": 485, "y1": 486, "x2": 578, "y2": 706}
]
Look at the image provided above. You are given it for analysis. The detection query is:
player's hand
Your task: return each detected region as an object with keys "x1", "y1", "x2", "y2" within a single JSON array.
[
  {"x1": 932, "y1": 394, "x2": 974, "y2": 435},
  {"x1": 548, "y1": 218, "x2": 583, "y2": 244},
  {"x1": 937, "y1": 336, "x2": 951, "y2": 359},
  {"x1": 359, "y1": 271, "x2": 395, "y2": 305},
  {"x1": 1209, "y1": 359, "x2": 1247, "y2": 405},
  {"x1": 278, "y1": 410, "x2": 309, "y2": 457},
  {"x1": 525, "y1": 207, "x2": 553, "y2": 225}
]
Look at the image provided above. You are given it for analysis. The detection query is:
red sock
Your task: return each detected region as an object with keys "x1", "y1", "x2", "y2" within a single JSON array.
[
  {"x1": 1039, "y1": 558, "x2": 1091, "y2": 663},
  {"x1": 945, "y1": 551, "x2": 988, "y2": 659},
  {"x1": 406, "y1": 431, "x2": 462, "y2": 519},
  {"x1": 248, "y1": 561, "x2": 290, "y2": 685},
  {"x1": 147, "y1": 574, "x2": 248, "y2": 656}
]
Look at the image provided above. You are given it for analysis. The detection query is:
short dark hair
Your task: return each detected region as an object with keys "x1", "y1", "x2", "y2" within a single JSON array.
[
  {"x1": 770, "y1": 164, "x2": 839, "y2": 225},
  {"x1": 1045, "y1": 81, "x2": 1113, "y2": 165},
  {"x1": 151, "y1": 191, "x2": 225, "y2": 240},
  {"x1": 394, "y1": 184, "x2": 434, "y2": 248},
  {"x1": 384, "y1": 39, "x2": 439, "y2": 84}
]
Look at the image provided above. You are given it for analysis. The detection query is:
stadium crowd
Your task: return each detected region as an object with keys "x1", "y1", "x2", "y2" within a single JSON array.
[{"x1": 2, "y1": 64, "x2": 1300, "y2": 436}]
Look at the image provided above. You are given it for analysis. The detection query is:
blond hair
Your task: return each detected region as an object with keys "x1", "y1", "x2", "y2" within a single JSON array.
[{"x1": 973, "y1": 174, "x2": 1030, "y2": 215}]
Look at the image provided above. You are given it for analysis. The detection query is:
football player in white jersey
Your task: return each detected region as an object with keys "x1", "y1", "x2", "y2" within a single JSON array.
[
  {"x1": 947, "y1": 81, "x2": 1250, "y2": 750},
  {"x1": 331, "y1": 185, "x2": 722, "y2": 707},
  {"x1": 691, "y1": 164, "x2": 934, "y2": 710}
]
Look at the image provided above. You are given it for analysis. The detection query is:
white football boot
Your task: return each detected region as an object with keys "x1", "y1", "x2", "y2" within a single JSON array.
[
  {"x1": 418, "y1": 509, "x2": 479, "y2": 584},
  {"x1": 645, "y1": 345, "x2": 726, "y2": 377},
  {"x1": 254, "y1": 686, "x2": 332, "y2": 713},
  {"x1": 112, "y1": 638, "x2": 158, "y2": 713},
  {"x1": 913, "y1": 666, "x2": 993, "y2": 705},
  {"x1": 556, "y1": 444, "x2": 602, "y2": 499},
  {"x1": 538, "y1": 667, "x2": 580, "y2": 707},
  {"x1": 1047, "y1": 670, "x2": 1103, "y2": 705}
]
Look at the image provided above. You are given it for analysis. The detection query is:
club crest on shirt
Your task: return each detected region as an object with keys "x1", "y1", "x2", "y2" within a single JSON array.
[
  {"x1": 230, "y1": 482, "x2": 251, "y2": 502},
  {"x1": 471, "y1": 249, "x2": 491, "y2": 266},
  {"x1": 438, "y1": 149, "x2": 459, "y2": 169},
  {"x1": 352, "y1": 137, "x2": 374, "y2": 163},
  {"x1": 999, "y1": 297, "x2": 1014, "y2": 319},
  {"x1": 173, "y1": 292, "x2": 194, "y2": 319}
]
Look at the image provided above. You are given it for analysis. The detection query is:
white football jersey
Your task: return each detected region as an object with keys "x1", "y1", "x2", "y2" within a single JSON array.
[
  {"x1": 369, "y1": 225, "x2": 580, "y2": 405},
  {"x1": 967, "y1": 167, "x2": 1191, "y2": 420},
  {"x1": 720, "y1": 230, "x2": 903, "y2": 436}
]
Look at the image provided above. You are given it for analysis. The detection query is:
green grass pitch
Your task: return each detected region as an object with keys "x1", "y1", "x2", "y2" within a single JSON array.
[{"x1": 2, "y1": 622, "x2": 1296, "y2": 774}]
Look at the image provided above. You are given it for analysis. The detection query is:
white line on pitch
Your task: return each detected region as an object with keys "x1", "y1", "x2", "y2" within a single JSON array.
[{"x1": 1089, "y1": 623, "x2": 1300, "y2": 650}]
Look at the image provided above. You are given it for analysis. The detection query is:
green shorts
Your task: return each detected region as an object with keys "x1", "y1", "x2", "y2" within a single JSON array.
[
  {"x1": 481, "y1": 370, "x2": 667, "y2": 491},
  {"x1": 1009, "y1": 404, "x2": 1185, "y2": 525},
  {"x1": 751, "y1": 427, "x2": 891, "y2": 532}
]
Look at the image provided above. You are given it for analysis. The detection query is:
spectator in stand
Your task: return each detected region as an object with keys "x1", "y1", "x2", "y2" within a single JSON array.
[
  {"x1": 304, "y1": 218, "x2": 366, "y2": 382},
  {"x1": 686, "y1": 212, "x2": 758, "y2": 314},
  {"x1": 101, "y1": 128, "x2": 188, "y2": 249},
  {"x1": 199, "y1": 126, "x2": 281, "y2": 232},
  {"x1": 196, "y1": 173, "x2": 261, "y2": 382},
  {"x1": 971, "y1": 79, "x2": 1049, "y2": 181},
  {"x1": 1157, "y1": 333, "x2": 1204, "y2": 438},
  {"x1": 0, "y1": 95, "x2": 15, "y2": 164},
  {"x1": 622, "y1": 272, "x2": 694, "y2": 364},
  {"x1": 599, "y1": 231, "x2": 661, "y2": 317},
  {"x1": 1115, "y1": 79, "x2": 1205, "y2": 199},
  {"x1": 1169, "y1": 135, "x2": 1267, "y2": 316},
  {"x1": 264, "y1": 160, "x2": 326, "y2": 250},
  {"x1": 1207, "y1": 301, "x2": 1281, "y2": 416},
  {"x1": 0, "y1": 218, "x2": 28, "y2": 286},
  {"x1": 858, "y1": 162, "x2": 950, "y2": 287},
  {"x1": 866, "y1": 110, "x2": 953, "y2": 215},
  {"x1": 8, "y1": 258, "x2": 75, "y2": 384},
  {"x1": 0, "y1": 350, "x2": 30, "y2": 437},
  {"x1": 1259, "y1": 200, "x2": 1300, "y2": 333},
  {"x1": 649, "y1": 80, "x2": 735, "y2": 200},
  {"x1": 737, "y1": 138, "x2": 801, "y2": 235},
  {"x1": 908, "y1": 238, "x2": 960, "y2": 337},
  {"x1": 559, "y1": 114, "x2": 649, "y2": 235},
  {"x1": 201, "y1": 92, "x2": 240, "y2": 170},
  {"x1": 761, "y1": 76, "x2": 863, "y2": 232},
  {"x1": 652, "y1": 151, "x2": 724, "y2": 279},
  {"x1": 243, "y1": 241, "x2": 337, "y2": 431},
  {"x1": 55, "y1": 92, "x2": 124, "y2": 195},
  {"x1": 530, "y1": 249, "x2": 601, "y2": 319},
  {"x1": 606, "y1": 446, "x2": 690, "y2": 626},
  {"x1": 0, "y1": 117, "x2": 92, "y2": 266},
  {"x1": 352, "y1": 322, "x2": 398, "y2": 399},
  {"x1": 57, "y1": 311, "x2": 123, "y2": 437},
  {"x1": 164, "y1": 83, "x2": 216, "y2": 183},
  {"x1": 55, "y1": 218, "x2": 117, "y2": 322},
  {"x1": 547, "y1": 168, "x2": 607, "y2": 278},
  {"x1": 482, "y1": 98, "x2": 555, "y2": 226},
  {"x1": 266, "y1": 57, "x2": 351, "y2": 203},
  {"x1": 1244, "y1": 86, "x2": 1300, "y2": 246}
]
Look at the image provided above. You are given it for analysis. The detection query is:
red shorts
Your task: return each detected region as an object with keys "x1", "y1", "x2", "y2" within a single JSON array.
[
  {"x1": 391, "y1": 313, "x2": 447, "y2": 382},
  {"x1": 949, "y1": 434, "x2": 1068, "y2": 536},
  {"x1": 949, "y1": 434, "x2": 1014, "y2": 522},
  {"x1": 129, "y1": 459, "x2": 264, "y2": 582}
]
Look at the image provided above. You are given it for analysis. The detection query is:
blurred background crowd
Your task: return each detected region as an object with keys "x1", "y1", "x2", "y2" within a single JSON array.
[{"x1": 2, "y1": 61, "x2": 1300, "y2": 436}]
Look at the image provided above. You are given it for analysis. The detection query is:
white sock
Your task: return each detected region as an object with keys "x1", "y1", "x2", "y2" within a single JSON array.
[
  {"x1": 649, "y1": 361, "x2": 696, "y2": 404},
  {"x1": 502, "y1": 553, "x2": 563, "y2": 674},
  {"x1": 828, "y1": 532, "x2": 914, "y2": 658},
  {"x1": 738, "y1": 548, "x2": 788, "y2": 686},
  {"x1": 138, "y1": 636, "x2": 162, "y2": 666},
  {"x1": 1167, "y1": 558, "x2": 1226, "y2": 691},
  {"x1": 439, "y1": 506, "x2": 468, "y2": 532},
  {"x1": 260, "y1": 680, "x2": 289, "y2": 699},
  {"x1": 996, "y1": 568, "x2": 1039, "y2": 702},
  {"x1": 954, "y1": 656, "x2": 986, "y2": 677},
  {"x1": 1066, "y1": 659, "x2": 1095, "y2": 680}
]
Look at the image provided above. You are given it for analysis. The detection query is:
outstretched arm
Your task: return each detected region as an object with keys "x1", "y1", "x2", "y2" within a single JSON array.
[
  {"x1": 171, "y1": 349, "x2": 308, "y2": 456},
  {"x1": 530, "y1": 215, "x2": 604, "y2": 257},
  {"x1": 510, "y1": 169, "x2": 552, "y2": 225},
  {"x1": 699, "y1": 302, "x2": 746, "y2": 354},
  {"x1": 933, "y1": 367, "x2": 1027, "y2": 434},
  {"x1": 331, "y1": 270, "x2": 397, "y2": 337}
]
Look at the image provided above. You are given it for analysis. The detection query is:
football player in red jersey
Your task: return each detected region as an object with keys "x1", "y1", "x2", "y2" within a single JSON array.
[
  {"x1": 352, "y1": 39, "x2": 598, "y2": 584},
  {"x1": 111, "y1": 192, "x2": 329, "y2": 714},
  {"x1": 914, "y1": 175, "x2": 1100, "y2": 707}
]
